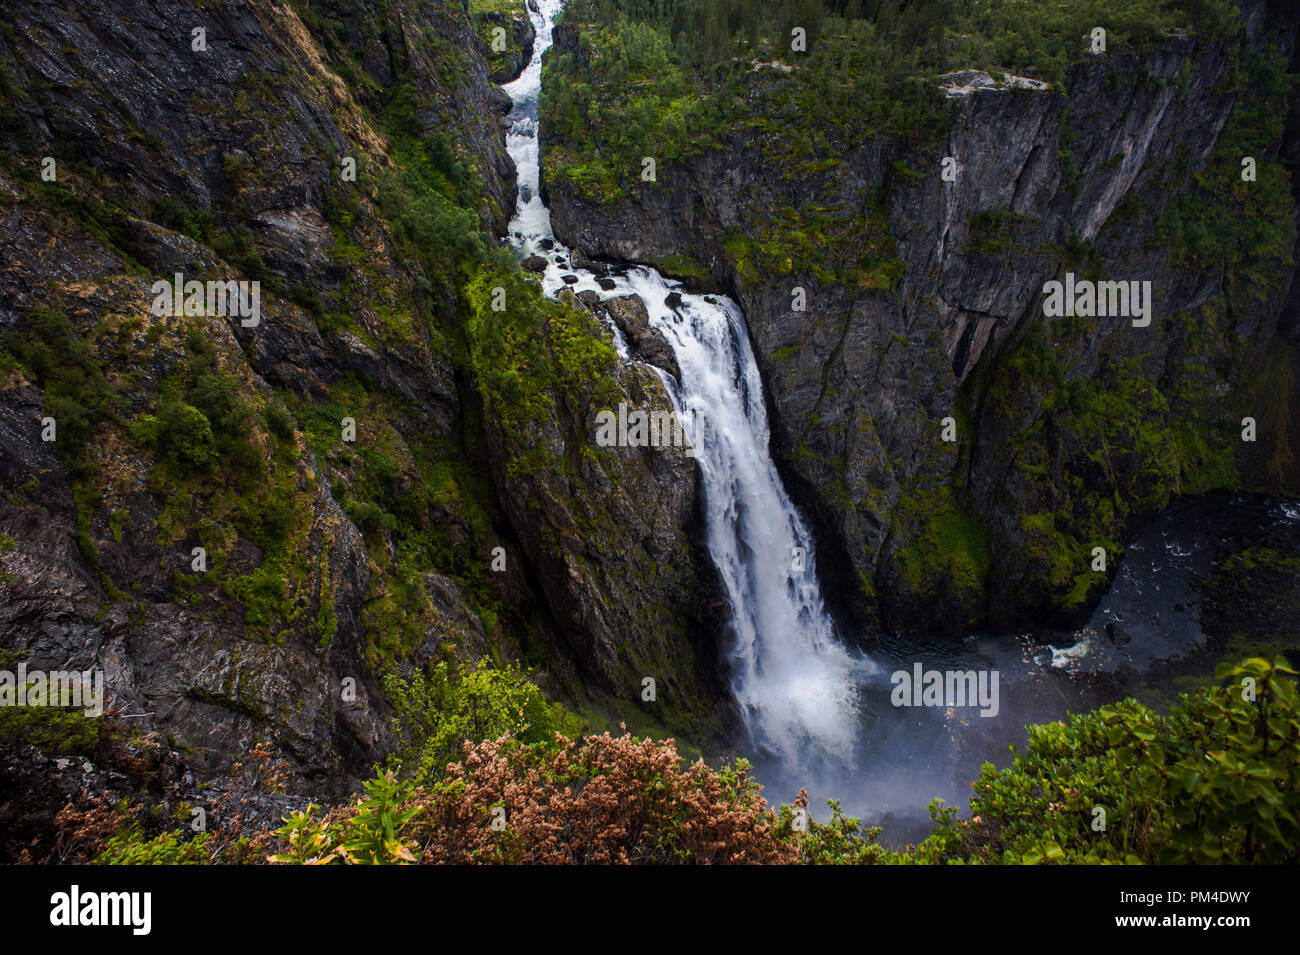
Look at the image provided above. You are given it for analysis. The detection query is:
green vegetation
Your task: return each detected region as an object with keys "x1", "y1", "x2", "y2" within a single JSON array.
[
  {"x1": 260, "y1": 654, "x2": 1299, "y2": 864},
  {"x1": 131, "y1": 326, "x2": 262, "y2": 480},
  {"x1": 544, "y1": 0, "x2": 1242, "y2": 204},
  {"x1": 913, "y1": 657, "x2": 1299, "y2": 863},
  {"x1": 744, "y1": 196, "x2": 903, "y2": 288},
  {"x1": 1153, "y1": 54, "x2": 1295, "y2": 310},
  {"x1": 889, "y1": 485, "x2": 991, "y2": 628},
  {"x1": 96, "y1": 826, "x2": 213, "y2": 865},
  {"x1": 469, "y1": 0, "x2": 530, "y2": 82},
  {"x1": 0, "y1": 696, "x2": 101, "y2": 756},
  {"x1": 649, "y1": 252, "x2": 713, "y2": 286},
  {"x1": 383, "y1": 660, "x2": 582, "y2": 784},
  {"x1": 1, "y1": 306, "x2": 121, "y2": 465},
  {"x1": 20, "y1": 648, "x2": 1296, "y2": 865},
  {"x1": 976, "y1": 310, "x2": 1240, "y2": 617},
  {"x1": 967, "y1": 207, "x2": 1042, "y2": 256}
]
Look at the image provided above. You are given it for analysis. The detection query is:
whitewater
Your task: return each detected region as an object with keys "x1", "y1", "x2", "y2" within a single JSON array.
[{"x1": 500, "y1": 0, "x2": 873, "y2": 775}]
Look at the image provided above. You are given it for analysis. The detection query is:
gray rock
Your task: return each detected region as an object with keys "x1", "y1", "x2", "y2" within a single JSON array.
[
  {"x1": 543, "y1": 0, "x2": 1299, "y2": 633},
  {"x1": 590, "y1": 295, "x2": 681, "y2": 382}
]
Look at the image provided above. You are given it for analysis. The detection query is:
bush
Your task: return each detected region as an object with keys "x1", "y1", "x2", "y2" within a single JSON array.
[
  {"x1": 1, "y1": 306, "x2": 119, "y2": 457},
  {"x1": 272, "y1": 733, "x2": 798, "y2": 865},
  {"x1": 268, "y1": 772, "x2": 419, "y2": 865},
  {"x1": 96, "y1": 826, "x2": 212, "y2": 865},
  {"x1": 219, "y1": 657, "x2": 1300, "y2": 865},
  {"x1": 264, "y1": 400, "x2": 297, "y2": 442},
  {"x1": 153, "y1": 401, "x2": 218, "y2": 470},
  {"x1": 0, "y1": 697, "x2": 101, "y2": 756},
  {"x1": 911, "y1": 656, "x2": 1300, "y2": 864},
  {"x1": 383, "y1": 660, "x2": 580, "y2": 784}
]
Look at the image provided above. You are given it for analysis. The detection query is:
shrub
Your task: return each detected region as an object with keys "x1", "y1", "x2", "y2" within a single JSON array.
[
  {"x1": 154, "y1": 401, "x2": 218, "y2": 470},
  {"x1": 409, "y1": 732, "x2": 796, "y2": 864},
  {"x1": 264, "y1": 400, "x2": 297, "y2": 441},
  {"x1": 911, "y1": 656, "x2": 1300, "y2": 864},
  {"x1": 96, "y1": 826, "x2": 212, "y2": 865},
  {"x1": 383, "y1": 660, "x2": 579, "y2": 784},
  {"x1": 1, "y1": 306, "x2": 118, "y2": 457}
]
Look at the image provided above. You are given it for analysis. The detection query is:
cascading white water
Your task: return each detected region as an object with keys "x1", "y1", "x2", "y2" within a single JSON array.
[{"x1": 502, "y1": 0, "x2": 872, "y2": 770}]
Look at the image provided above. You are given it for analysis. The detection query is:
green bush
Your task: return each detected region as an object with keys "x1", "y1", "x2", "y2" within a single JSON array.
[
  {"x1": 265, "y1": 400, "x2": 297, "y2": 442},
  {"x1": 96, "y1": 826, "x2": 211, "y2": 865},
  {"x1": 150, "y1": 401, "x2": 218, "y2": 470},
  {"x1": 0, "y1": 696, "x2": 100, "y2": 755},
  {"x1": 1, "y1": 306, "x2": 119, "y2": 458},
  {"x1": 909, "y1": 656, "x2": 1300, "y2": 864},
  {"x1": 383, "y1": 660, "x2": 581, "y2": 784}
]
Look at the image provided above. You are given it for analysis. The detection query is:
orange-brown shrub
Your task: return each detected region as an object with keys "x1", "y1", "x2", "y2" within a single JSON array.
[{"x1": 408, "y1": 732, "x2": 797, "y2": 864}]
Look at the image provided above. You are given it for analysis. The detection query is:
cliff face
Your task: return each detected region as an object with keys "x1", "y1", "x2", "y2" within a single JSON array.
[
  {"x1": 473, "y1": 283, "x2": 737, "y2": 741},
  {"x1": 0, "y1": 0, "x2": 731, "y2": 810},
  {"x1": 544, "y1": 2, "x2": 1300, "y2": 635},
  {"x1": 473, "y1": 4, "x2": 538, "y2": 85}
]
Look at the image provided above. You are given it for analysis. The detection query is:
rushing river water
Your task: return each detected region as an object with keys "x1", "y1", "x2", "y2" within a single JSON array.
[
  {"x1": 503, "y1": 0, "x2": 867, "y2": 780},
  {"x1": 499, "y1": 0, "x2": 1300, "y2": 833}
]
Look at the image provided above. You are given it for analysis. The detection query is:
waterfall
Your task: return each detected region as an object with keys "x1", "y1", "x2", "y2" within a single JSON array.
[{"x1": 501, "y1": 0, "x2": 872, "y2": 771}]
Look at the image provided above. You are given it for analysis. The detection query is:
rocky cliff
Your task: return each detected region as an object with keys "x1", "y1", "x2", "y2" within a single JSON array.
[
  {"x1": 543, "y1": 0, "x2": 1300, "y2": 636},
  {"x1": 0, "y1": 0, "x2": 731, "y2": 828}
]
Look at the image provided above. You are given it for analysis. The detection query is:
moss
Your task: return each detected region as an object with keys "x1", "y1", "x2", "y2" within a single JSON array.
[
  {"x1": 649, "y1": 252, "x2": 712, "y2": 286},
  {"x1": 966, "y1": 207, "x2": 1042, "y2": 256},
  {"x1": 722, "y1": 228, "x2": 760, "y2": 284},
  {"x1": 889, "y1": 485, "x2": 991, "y2": 627},
  {"x1": 892, "y1": 160, "x2": 925, "y2": 182},
  {"x1": 1017, "y1": 511, "x2": 1096, "y2": 612},
  {"x1": 738, "y1": 195, "x2": 902, "y2": 290},
  {"x1": 770, "y1": 343, "x2": 803, "y2": 364},
  {"x1": 543, "y1": 148, "x2": 625, "y2": 204},
  {"x1": 0, "y1": 699, "x2": 101, "y2": 756}
]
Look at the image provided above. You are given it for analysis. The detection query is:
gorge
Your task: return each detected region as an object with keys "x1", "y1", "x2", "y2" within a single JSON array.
[{"x1": 0, "y1": 0, "x2": 1297, "y2": 864}]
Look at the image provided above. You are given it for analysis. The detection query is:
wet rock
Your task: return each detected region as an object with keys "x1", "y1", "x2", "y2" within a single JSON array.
[
  {"x1": 523, "y1": 254, "x2": 549, "y2": 272},
  {"x1": 590, "y1": 295, "x2": 681, "y2": 381},
  {"x1": 571, "y1": 247, "x2": 604, "y2": 273}
]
